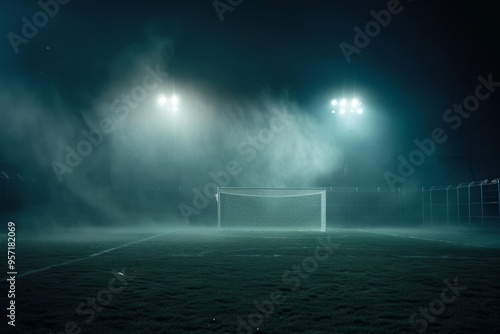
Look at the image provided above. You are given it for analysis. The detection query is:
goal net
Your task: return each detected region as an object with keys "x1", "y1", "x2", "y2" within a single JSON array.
[{"x1": 217, "y1": 188, "x2": 327, "y2": 231}]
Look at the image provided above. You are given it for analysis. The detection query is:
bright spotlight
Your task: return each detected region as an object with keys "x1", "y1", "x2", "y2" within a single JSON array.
[
  {"x1": 157, "y1": 95, "x2": 167, "y2": 106},
  {"x1": 330, "y1": 97, "x2": 364, "y2": 118},
  {"x1": 157, "y1": 94, "x2": 180, "y2": 113}
]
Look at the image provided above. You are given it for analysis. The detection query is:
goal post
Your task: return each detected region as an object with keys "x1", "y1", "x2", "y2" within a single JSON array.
[{"x1": 217, "y1": 188, "x2": 327, "y2": 232}]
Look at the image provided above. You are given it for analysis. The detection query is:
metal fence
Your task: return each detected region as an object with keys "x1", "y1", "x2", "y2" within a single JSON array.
[
  {"x1": 2, "y1": 172, "x2": 499, "y2": 230},
  {"x1": 321, "y1": 181, "x2": 500, "y2": 230},
  {"x1": 422, "y1": 180, "x2": 500, "y2": 230},
  {"x1": 325, "y1": 187, "x2": 423, "y2": 227}
]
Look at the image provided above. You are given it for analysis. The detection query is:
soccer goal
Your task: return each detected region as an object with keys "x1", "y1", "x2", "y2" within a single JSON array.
[{"x1": 216, "y1": 188, "x2": 327, "y2": 232}]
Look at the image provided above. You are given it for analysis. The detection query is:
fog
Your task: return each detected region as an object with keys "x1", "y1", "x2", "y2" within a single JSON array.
[{"x1": 1, "y1": 39, "x2": 345, "y2": 230}]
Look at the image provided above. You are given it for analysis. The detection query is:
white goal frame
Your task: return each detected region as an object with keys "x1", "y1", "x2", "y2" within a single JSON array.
[{"x1": 216, "y1": 187, "x2": 327, "y2": 232}]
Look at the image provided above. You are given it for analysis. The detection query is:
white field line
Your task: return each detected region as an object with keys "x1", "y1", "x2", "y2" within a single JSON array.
[
  {"x1": 356, "y1": 229, "x2": 494, "y2": 249},
  {"x1": 17, "y1": 230, "x2": 178, "y2": 278},
  {"x1": 219, "y1": 235, "x2": 332, "y2": 239}
]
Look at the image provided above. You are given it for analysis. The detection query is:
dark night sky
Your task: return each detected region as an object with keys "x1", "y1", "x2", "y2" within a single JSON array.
[{"x1": 1, "y1": 0, "x2": 500, "y2": 190}]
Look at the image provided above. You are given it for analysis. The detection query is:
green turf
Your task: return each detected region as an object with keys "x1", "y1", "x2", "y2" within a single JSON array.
[{"x1": 2, "y1": 228, "x2": 500, "y2": 333}]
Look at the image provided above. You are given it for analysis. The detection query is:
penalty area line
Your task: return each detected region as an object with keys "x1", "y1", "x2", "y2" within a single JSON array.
[{"x1": 17, "y1": 230, "x2": 179, "y2": 278}]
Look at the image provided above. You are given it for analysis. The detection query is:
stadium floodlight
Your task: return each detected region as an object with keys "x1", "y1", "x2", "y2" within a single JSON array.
[
  {"x1": 217, "y1": 187, "x2": 327, "y2": 232},
  {"x1": 330, "y1": 97, "x2": 363, "y2": 116},
  {"x1": 157, "y1": 94, "x2": 179, "y2": 113}
]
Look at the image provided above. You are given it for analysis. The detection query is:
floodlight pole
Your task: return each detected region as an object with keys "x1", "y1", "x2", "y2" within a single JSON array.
[{"x1": 330, "y1": 98, "x2": 363, "y2": 187}]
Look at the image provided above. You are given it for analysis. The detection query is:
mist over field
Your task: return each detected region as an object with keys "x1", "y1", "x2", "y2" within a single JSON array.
[{"x1": 0, "y1": 38, "x2": 344, "y2": 229}]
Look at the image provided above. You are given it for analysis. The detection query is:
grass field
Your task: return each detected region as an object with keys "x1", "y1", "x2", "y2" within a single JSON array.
[{"x1": 2, "y1": 227, "x2": 500, "y2": 334}]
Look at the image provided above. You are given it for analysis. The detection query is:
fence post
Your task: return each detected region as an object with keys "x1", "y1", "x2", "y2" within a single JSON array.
[
  {"x1": 422, "y1": 187, "x2": 425, "y2": 227},
  {"x1": 468, "y1": 183, "x2": 472, "y2": 227},
  {"x1": 446, "y1": 185, "x2": 450, "y2": 227},
  {"x1": 481, "y1": 182, "x2": 484, "y2": 230}
]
